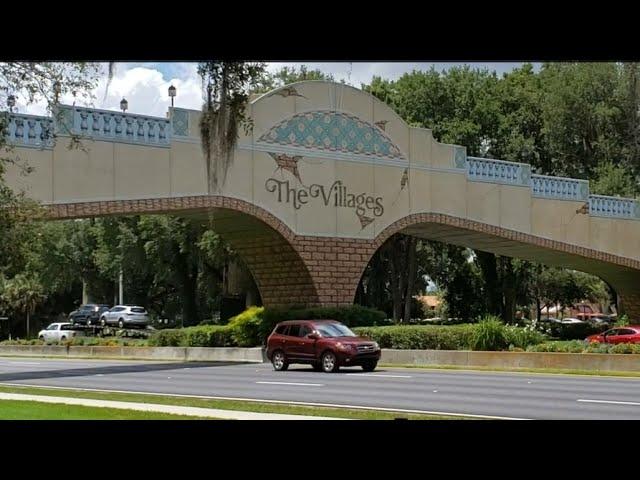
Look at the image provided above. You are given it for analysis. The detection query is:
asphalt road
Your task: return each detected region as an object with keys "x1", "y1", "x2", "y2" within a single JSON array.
[{"x1": 1, "y1": 357, "x2": 640, "y2": 419}]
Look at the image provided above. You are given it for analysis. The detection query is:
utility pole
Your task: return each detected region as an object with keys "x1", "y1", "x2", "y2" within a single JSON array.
[{"x1": 119, "y1": 268, "x2": 124, "y2": 305}]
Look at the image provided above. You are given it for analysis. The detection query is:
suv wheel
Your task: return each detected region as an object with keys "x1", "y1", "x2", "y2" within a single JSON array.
[
  {"x1": 271, "y1": 350, "x2": 289, "y2": 371},
  {"x1": 100, "y1": 317, "x2": 107, "y2": 327},
  {"x1": 321, "y1": 351, "x2": 339, "y2": 373},
  {"x1": 361, "y1": 360, "x2": 377, "y2": 372},
  {"x1": 38, "y1": 335, "x2": 44, "y2": 342},
  {"x1": 118, "y1": 319, "x2": 125, "y2": 329},
  {"x1": 86, "y1": 319, "x2": 92, "y2": 326}
]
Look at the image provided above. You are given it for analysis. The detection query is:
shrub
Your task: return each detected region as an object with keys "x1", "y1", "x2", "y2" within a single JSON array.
[
  {"x1": 526, "y1": 340, "x2": 640, "y2": 354},
  {"x1": 615, "y1": 314, "x2": 630, "y2": 327},
  {"x1": 504, "y1": 324, "x2": 547, "y2": 349},
  {"x1": 470, "y1": 316, "x2": 508, "y2": 351},
  {"x1": 228, "y1": 306, "x2": 264, "y2": 347}
]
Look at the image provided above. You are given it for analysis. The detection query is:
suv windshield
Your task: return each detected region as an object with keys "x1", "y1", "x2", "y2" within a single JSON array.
[{"x1": 315, "y1": 323, "x2": 356, "y2": 338}]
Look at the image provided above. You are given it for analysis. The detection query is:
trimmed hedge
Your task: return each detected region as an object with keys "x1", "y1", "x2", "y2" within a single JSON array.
[
  {"x1": 543, "y1": 322, "x2": 607, "y2": 341},
  {"x1": 354, "y1": 323, "x2": 547, "y2": 351},
  {"x1": 148, "y1": 325, "x2": 235, "y2": 347},
  {"x1": 353, "y1": 325, "x2": 476, "y2": 350}
]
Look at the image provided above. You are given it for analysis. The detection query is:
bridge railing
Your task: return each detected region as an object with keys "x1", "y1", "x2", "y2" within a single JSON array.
[
  {"x1": 589, "y1": 194, "x2": 639, "y2": 219},
  {"x1": 2, "y1": 112, "x2": 55, "y2": 149},
  {"x1": 56, "y1": 105, "x2": 171, "y2": 147},
  {"x1": 531, "y1": 173, "x2": 589, "y2": 201},
  {"x1": 466, "y1": 156, "x2": 531, "y2": 186}
]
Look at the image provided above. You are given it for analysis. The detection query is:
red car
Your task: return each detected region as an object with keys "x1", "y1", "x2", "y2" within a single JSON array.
[
  {"x1": 586, "y1": 326, "x2": 640, "y2": 344},
  {"x1": 266, "y1": 320, "x2": 381, "y2": 373}
]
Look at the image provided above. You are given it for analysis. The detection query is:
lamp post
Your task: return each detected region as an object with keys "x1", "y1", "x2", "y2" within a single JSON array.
[
  {"x1": 53, "y1": 81, "x2": 61, "y2": 102},
  {"x1": 7, "y1": 95, "x2": 16, "y2": 113},
  {"x1": 168, "y1": 84, "x2": 176, "y2": 107},
  {"x1": 120, "y1": 97, "x2": 128, "y2": 114}
]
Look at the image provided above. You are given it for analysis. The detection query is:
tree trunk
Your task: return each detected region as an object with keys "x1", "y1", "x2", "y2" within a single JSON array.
[
  {"x1": 26, "y1": 311, "x2": 30, "y2": 339},
  {"x1": 181, "y1": 260, "x2": 199, "y2": 327},
  {"x1": 403, "y1": 236, "x2": 418, "y2": 323},
  {"x1": 476, "y1": 251, "x2": 501, "y2": 316},
  {"x1": 502, "y1": 258, "x2": 516, "y2": 324},
  {"x1": 389, "y1": 255, "x2": 402, "y2": 322}
]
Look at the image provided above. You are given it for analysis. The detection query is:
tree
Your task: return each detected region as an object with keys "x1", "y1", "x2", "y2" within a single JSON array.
[
  {"x1": 1, "y1": 274, "x2": 46, "y2": 338},
  {"x1": 590, "y1": 162, "x2": 638, "y2": 197}
]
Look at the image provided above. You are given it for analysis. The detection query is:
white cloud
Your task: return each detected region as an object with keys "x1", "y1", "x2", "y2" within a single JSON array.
[
  {"x1": 14, "y1": 62, "x2": 533, "y2": 119},
  {"x1": 18, "y1": 62, "x2": 203, "y2": 118}
]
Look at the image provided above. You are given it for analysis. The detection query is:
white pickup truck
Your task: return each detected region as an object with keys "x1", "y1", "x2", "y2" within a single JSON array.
[{"x1": 38, "y1": 323, "x2": 85, "y2": 343}]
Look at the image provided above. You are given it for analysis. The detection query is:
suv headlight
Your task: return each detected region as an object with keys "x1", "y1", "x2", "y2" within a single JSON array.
[
  {"x1": 336, "y1": 343, "x2": 353, "y2": 352},
  {"x1": 373, "y1": 342, "x2": 380, "y2": 350}
]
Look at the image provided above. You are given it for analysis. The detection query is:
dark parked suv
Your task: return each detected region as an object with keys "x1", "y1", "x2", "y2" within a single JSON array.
[
  {"x1": 267, "y1": 320, "x2": 381, "y2": 373},
  {"x1": 68, "y1": 304, "x2": 111, "y2": 326}
]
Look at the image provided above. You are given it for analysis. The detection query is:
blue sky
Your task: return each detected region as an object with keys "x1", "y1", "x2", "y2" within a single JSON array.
[{"x1": 18, "y1": 62, "x2": 538, "y2": 117}]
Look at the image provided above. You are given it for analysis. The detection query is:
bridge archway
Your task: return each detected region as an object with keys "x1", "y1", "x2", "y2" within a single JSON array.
[
  {"x1": 47, "y1": 196, "x2": 322, "y2": 309},
  {"x1": 354, "y1": 213, "x2": 640, "y2": 319}
]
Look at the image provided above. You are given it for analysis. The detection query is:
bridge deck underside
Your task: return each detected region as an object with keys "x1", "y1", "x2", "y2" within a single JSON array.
[{"x1": 401, "y1": 223, "x2": 640, "y2": 293}]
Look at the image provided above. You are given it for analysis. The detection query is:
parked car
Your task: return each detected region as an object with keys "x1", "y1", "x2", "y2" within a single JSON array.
[
  {"x1": 68, "y1": 304, "x2": 110, "y2": 326},
  {"x1": 586, "y1": 326, "x2": 640, "y2": 344},
  {"x1": 38, "y1": 323, "x2": 84, "y2": 343},
  {"x1": 100, "y1": 305, "x2": 150, "y2": 329},
  {"x1": 560, "y1": 317, "x2": 586, "y2": 325},
  {"x1": 266, "y1": 319, "x2": 381, "y2": 373}
]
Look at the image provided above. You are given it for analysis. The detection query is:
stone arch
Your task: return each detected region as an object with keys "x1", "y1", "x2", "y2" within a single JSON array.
[
  {"x1": 354, "y1": 212, "x2": 640, "y2": 318},
  {"x1": 46, "y1": 195, "x2": 322, "y2": 308}
]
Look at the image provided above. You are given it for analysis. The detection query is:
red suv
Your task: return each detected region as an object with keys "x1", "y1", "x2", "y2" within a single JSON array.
[{"x1": 267, "y1": 320, "x2": 381, "y2": 373}]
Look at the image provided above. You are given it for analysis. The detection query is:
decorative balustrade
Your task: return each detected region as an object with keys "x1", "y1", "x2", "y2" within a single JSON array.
[
  {"x1": 57, "y1": 105, "x2": 171, "y2": 147},
  {"x1": 589, "y1": 195, "x2": 639, "y2": 219},
  {"x1": 3, "y1": 113, "x2": 54, "y2": 148},
  {"x1": 531, "y1": 174, "x2": 589, "y2": 201},
  {"x1": 466, "y1": 156, "x2": 530, "y2": 186}
]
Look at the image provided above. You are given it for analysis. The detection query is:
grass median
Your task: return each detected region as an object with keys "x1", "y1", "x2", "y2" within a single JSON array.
[
  {"x1": 0, "y1": 384, "x2": 466, "y2": 420},
  {"x1": 0, "y1": 399, "x2": 212, "y2": 420}
]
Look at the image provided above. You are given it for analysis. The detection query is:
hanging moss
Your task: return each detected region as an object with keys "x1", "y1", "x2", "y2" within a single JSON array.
[{"x1": 198, "y1": 62, "x2": 265, "y2": 194}]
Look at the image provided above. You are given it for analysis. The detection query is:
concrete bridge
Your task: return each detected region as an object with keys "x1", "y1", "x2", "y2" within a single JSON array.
[{"x1": 3, "y1": 81, "x2": 640, "y2": 317}]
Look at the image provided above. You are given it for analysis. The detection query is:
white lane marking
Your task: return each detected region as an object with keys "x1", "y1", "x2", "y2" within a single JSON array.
[
  {"x1": 0, "y1": 382, "x2": 530, "y2": 420},
  {"x1": 577, "y1": 399, "x2": 640, "y2": 406},
  {"x1": 8, "y1": 362, "x2": 42, "y2": 365},
  {"x1": 433, "y1": 390, "x2": 438, "y2": 393},
  {"x1": 256, "y1": 381, "x2": 324, "y2": 387},
  {"x1": 95, "y1": 374, "x2": 104, "y2": 377},
  {"x1": 345, "y1": 373, "x2": 412, "y2": 378}
]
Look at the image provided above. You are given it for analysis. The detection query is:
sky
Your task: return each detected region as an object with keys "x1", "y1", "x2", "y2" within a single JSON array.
[{"x1": 13, "y1": 62, "x2": 537, "y2": 118}]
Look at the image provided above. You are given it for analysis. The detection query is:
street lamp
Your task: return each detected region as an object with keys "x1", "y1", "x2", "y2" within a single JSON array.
[
  {"x1": 120, "y1": 97, "x2": 128, "y2": 113},
  {"x1": 7, "y1": 95, "x2": 16, "y2": 113},
  {"x1": 168, "y1": 84, "x2": 176, "y2": 107}
]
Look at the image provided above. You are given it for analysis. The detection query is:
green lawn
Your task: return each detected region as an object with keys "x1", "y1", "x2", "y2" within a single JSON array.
[
  {"x1": 0, "y1": 399, "x2": 212, "y2": 420},
  {"x1": 0, "y1": 385, "x2": 464, "y2": 420}
]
